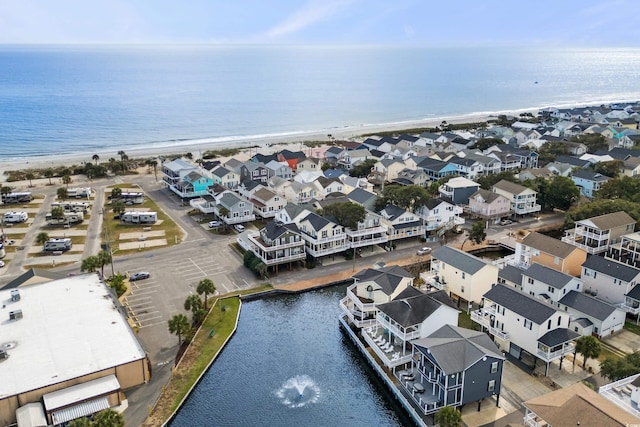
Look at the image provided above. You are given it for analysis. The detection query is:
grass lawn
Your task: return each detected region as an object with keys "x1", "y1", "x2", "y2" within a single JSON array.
[
  {"x1": 624, "y1": 321, "x2": 640, "y2": 335},
  {"x1": 458, "y1": 311, "x2": 480, "y2": 331}
]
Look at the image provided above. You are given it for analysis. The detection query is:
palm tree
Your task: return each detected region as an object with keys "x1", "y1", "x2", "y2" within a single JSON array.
[
  {"x1": 68, "y1": 418, "x2": 92, "y2": 427},
  {"x1": 93, "y1": 408, "x2": 124, "y2": 427},
  {"x1": 36, "y1": 232, "x2": 49, "y2": 246},
  {"x1": 184, "y1": 294, "x2": 203, "y2": 318},
  {"x1": 575, "y1": 335, "x2": 601, "y2": 370},
  {"x1": 436, "y1": 406, "x2": 462, "y2": 427},
  {"x1": 25, "y1": 172, "x2": 34, "y2": 187},
  {"x1": 197, "y1": 278, "x2": 216, "y2": 310},
  {"x1": 111, "y1": 187, "x2": 122, "y2": 200},
  {"x1": 117, "y1": 150, "x2": 128, "y2": 174},
  {"x1": 150, "y1": 159, "x2": 158, "y2": 182},
  {"x1": 168, "y1": 313, "x2": 190, "y2": 345},
  {"x1": 97, "y1": 250, "x2": 112, "y2": 278},
  {"x1": 92, "y1": 154, "x2": 100, "y2": 165},
  {"x1": 219, "y1": 207, "x2": 229, "y2": 230},
  {"x1": 44, "y1": 169, "x2": 54, "y2": 185},
  {"x1": 81, "y1": 256, "x2": 99, "y2": 273},
  {"x1": 62, "y1": 174, "x2": 71, "y2": 188},
  {"x1": 57, "y1": 187, "x2": 68, "y2": 200},
  {"x1": 50, "y1": 206, "x2": 65, "y2": 222}
]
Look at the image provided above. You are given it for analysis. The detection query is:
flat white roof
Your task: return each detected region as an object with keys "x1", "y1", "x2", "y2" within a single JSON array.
[
  {"x1": 445, "y1": 176, "x2": 479, "y2": 188},
  {"x1": 43, "y1": 374, "x2": 120, "y2": 410},
  {"x1": 0, "y1": 274, "x2": 146, "y2": 399}
]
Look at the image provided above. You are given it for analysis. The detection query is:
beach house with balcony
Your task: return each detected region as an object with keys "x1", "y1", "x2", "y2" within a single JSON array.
[
  {"x1": 472, "y1": 284, "x2": 578, "y2": 376},
  {"x1": 161, "y1": 158, "x2": 198, "y2": 188},
  {"x1": 284, "y1": 181, "x2": 318, "y2": 204},
  {"x1": 246, "y1": 221, "x2": 306, "y2": 271},
  {"x1": 609, "y1": 232, "x2": 640, "y2": 269},
  {"x1": 558, "y1": 291, "x2": 625, "y2": 338},
  {"x1": 415, "y1": 157, "x2": 459, "y2": 182},
  {"x1": 340, "y1": 265, "x2": 414, "y2": 329},
  {"x1": 347, "y1": 211, "x2": 388, "y2": 249},
  {"x1": 296, "y1": 157, "x2": 321, "y2": 174},
  {"x1": 265, "y1": 160, "x2": 293, "y2": 180},
  {"x1": 415, "y1": 198, "x2": 464, "y2": 234},
  {"x1": 427, "y1": 246, "x2": 499, "y2": 309},
  {"x1": 214, "y1": 192, "x2": 255, "y2": 226},
  {"x1": 570, "y1": 169, "x2": 610, "y2": 198},
  {"x1": 378, "y1": 205, "x2": 424, "y2": 242},
  {"x1": 562, "y1": 211, "x2": 635, "y2": 254},
  {"x1": 467, "y1": 189, "x2": 511, "y2": 221},
  {"x1": 438, "y1": 177, "x2": 480, "y2": 205},
  {"x1": 520, "y1": 263, "x2": 583, "y2": 304},
  {"x1": 514, "y1": 232, "x2": 587, "y2": 277},
  {"x1": 239, "y1": 162, "x2": 270, "y2": 184},
  {"x1": 403, "y1": 325, "x2": 504, "y2": 416},
  {"x1": 211, "y1": 166, "x2": 240, "y2": 190},
  {"x1": 364, "y1": 290, "x2": 459, "y2": 369},
  {"x1": 337, "y1": 149, "x2": 373, "y2": 170},
  {"x1": 250, "y1": 188, "x2": 284, "y2": 219},
  {"x1": 492, "y1": 180, "x2": 541, "y2": 216},
  {"x1": 297, "y1": 212, "x2": 348, "y2": 259},
  {"x1": 581, "y1": 254, "x2": 640, "y2": 305},
  {"x1": 277, "y1": 150, "x2": 306, "y2": 173},
  {"x1": 168, "y1": 170, "x2": 214, "y2": 198}
]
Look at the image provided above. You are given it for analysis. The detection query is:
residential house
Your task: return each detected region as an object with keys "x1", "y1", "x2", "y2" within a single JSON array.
[
  {"x1": 223, "y1": 158, "x2": 244, "y2": 174},
  {"x1": 393, "y1": 168, "x2": 429, "y2": 187},
  {"x1": 558, "y1": 291, "x2": 625, "y2": 338},
  {"x1": 369, "y1": 159, "x2": 406, "y2": 184},
  {"x1": 296, "y1": 157, "x2": 321, "y2": 174},
  {"x1": 364, "y1": 289, "x2": 459, "y2": 368},
  {"x1": 516, "y1": 168, "x2": 553, "y2": 181},
  {"x1": 407, "y1": 325, "x2": 505, "y2": 416},
  {"x1": 168, "y1": 170, "x2": 214, "y2": 198},
  {"x1": 623, "y1": 157, "x2": 640, "y2": 177},
  {"x1": 250, "y1": 188, "x2": 284, "y2": 219},
  {"x1": 562, "y1": 211, "x2": 635, "y2": 254},
  {"x1": 545, "y1": 161, "x2": 574, "y2": 177},
  {"x1": 237, "y1": 180, "x2": 265, "y2": 199},
  {"x1": 415, "y1": 198, "x2": 464, "y2": 234},
  {"x1": 459, "y1": 150, "x2": 502, "y2": 175},
  {"x1": 570, "y1": 169, "x2": 610, "y2": 198},
  {"x1": 277, "y1": 150, "x2": 306, "y2": 172},
  {"x1": 472, "y1": 284, "x2": 577, "y2": 376},
  {"x1": 339, "y1": 175, "x2": 374, "y2": 193},
  {"x1": 284, "y1": 181, "x2": 318, "y2": 204},
  {"x1": 361, "y1": 137, "x2": 396, "y2": 153},
  {"x1": 346, "y1": 188, "x2": 378, "y2": 211},
  {"x1": 340, "y1": 265, "x2": 414, "y2": 329},
  {"x1": 448, "y1": 156, "x2": 484, "y2": 179},
  {"x1": 297, "y1": 212, "x2": 348, "y2": 259},
  {"x1": 337, "y1": 149, "x2": 373, "y2": 170},
  {"x1": 265, "y1": 160, "x2": 293, "y2": 180},
  {"x1": 246, "y1": 221, "x2": 306, "y2": 269},
  {"x1": 251, "y1": 153, "x2": 278, "y2": 164},
  {"x1": 313, "y1": 176, "x2": 344, "y2": 198},
  {"x1": 487, "y1": 151, "x2": 521, "y2": 172},
  {"x1": 161, "y1": 158, "x2": 198, "y2": 187},
  {"x1": 211, "y1": 166, "x2": 240, "y2": 190},
  {"x1": 274, "y1": 203, "x2": 310, "y2": 225},
  {"x1": 415, "y1": 157, "x2": 459, "y2": 181},
  {"x1": 214, "y1": 192, "x2": 256, "y2": 225},
  {"x1": 347, "y1": 211, "x2": 388, "y2": 249},
  {"x1": 524, "y1": 383, "x2": 640, "y2": 427},
  {"x1": 378, "y1": 205, "x2": 424, "y2": 242},
  {"x1": 427, "y1": 245, "x2": 499, "y2": 308},
  {"x1": 438, "y1": 177, "x2": 480, "y2": 205},
  {"x1": 497, "y1": 264, "x2": 525, "y2": 289},
  {"x1": 239, "y1": 162, "x2": 270, "y2": 184},
  {"x1": 489, "y1": 145, "x2": 539, "y2": 169},
  {"x1": 520, "y1": 263, "x2": 583, "y2": 304},
  {"x1": 514, "y1": 232, "x2": 587, "y2": 276},
  {"x1": 492, "y1": 180, "x2": 541, "y2": 216},
  {"x1": 609, "y1": 231, "x2": 640, "y2": 269},
  {"x1": 581, "y1": 255, "x2": 640, "y2": 304},
  {"x1": 467, "y1": 189, "x2": 511, "y2": 221}
]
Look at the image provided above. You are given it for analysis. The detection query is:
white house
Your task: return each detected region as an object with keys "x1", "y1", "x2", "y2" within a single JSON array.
[
  {"x1": 581, "y1": 255, "x2": 640, "y2": 304},
  {"x1": 297, "y1": 212, "x2": 348, "y2": 259},
  {"x1": 378, "y1": 204, "x2": 424, "y2": 242},
  {"x1": 250, "y1": 187, "x2": 285, "y2": 219},
  {"x1": 492, "y1": 179, "x2": 541, "y2": 216},
  {"x1": 520, "y1": 263, "x2": 583, "y2": 304},
  {"x1": 558, "y1": 291, "x2": 625, "y2": 338}
]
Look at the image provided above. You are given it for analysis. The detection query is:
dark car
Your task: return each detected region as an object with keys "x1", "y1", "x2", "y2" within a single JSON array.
[{"x1": 129, "y1": 271, "x2": 150, "y2": 281}]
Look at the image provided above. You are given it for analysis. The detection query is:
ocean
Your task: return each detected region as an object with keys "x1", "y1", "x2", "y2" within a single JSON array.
[{"x1": 1, "y1": 44, "x2": 640, "y2": 160}]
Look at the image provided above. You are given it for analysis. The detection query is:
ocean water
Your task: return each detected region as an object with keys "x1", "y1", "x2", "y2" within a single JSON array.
[{"x1": 1, "y1": 44, "x2": 640, "y2": 160}]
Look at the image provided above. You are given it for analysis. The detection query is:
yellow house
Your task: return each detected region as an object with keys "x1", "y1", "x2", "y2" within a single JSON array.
[{"x1": 515, "y1": 231, "x2": 587, "y2": 277}]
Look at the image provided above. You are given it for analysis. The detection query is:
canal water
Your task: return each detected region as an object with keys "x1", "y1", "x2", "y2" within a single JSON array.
[{"x1": 170, "y1": 285, "x2": 409, "y2": 426}]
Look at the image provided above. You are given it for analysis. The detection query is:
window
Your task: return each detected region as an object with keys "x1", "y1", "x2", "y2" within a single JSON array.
[
  {"x1": 557, "y1": 317, "x2": 562, "y2": 326},
  {"x1": 461, "y1": 285, "x2": 465, "y2": 293},
  {"x1": 462, "y1": 272, "x2": 466, "y2": 279},
  {"x1": 491, "y1": 361, "x2": 499, "y2": 373},
  {"x1": 524, "y1": 319, "x2": 532, "y2": 330},
  {"x1": 487, "y1": 380, "x2": 495, "y2": 392},
  {"x1": 547, "y1": 286, "x2": 555, "y2": 294},
  {"x1": 547, "y1": 319, "x2": 552, "y2": 329},
  {"x1": 554, "y1": 256, "x2": 560, "y2": 265},
  {"x1": 528, "y1": 278, "x2": 534, "y2": 285}
]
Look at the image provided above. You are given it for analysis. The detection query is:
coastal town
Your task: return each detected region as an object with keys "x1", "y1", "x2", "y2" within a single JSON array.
[{"x1": 3, "y1": 101, "x2": 640, "y2": 426}]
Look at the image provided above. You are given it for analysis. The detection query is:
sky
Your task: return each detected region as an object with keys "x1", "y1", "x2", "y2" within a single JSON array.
[{"x1": 1, "y1": 0, "x2": 639, "y2": 46}]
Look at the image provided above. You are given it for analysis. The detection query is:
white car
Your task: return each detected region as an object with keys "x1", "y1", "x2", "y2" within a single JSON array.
[
  {"x1": 208, "y1": 220, "x2": 222, "y2": 228},
  {"x1": 416, "y1": 247, "x2": 432, "y2": 255},
  {"x1": 234, "y1": 224, "x2": 245, "y2": 233}
]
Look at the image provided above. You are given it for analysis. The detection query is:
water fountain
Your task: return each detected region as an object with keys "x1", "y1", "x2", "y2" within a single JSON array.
[{"x1": 276, "y1": 375, "x2": 320, "y2": 408}]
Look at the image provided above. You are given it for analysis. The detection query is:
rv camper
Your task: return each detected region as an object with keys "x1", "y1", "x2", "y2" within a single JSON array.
[
  {"x1": 110, "y1": 192, "x2": 145, "y2": 204},
  {"x1": 2, "y1": 192, "x2": 33, "y2": 204},
  {"x1": 121, "y1": 211, "x2": 158, "y2": 224},
  {"x1": 45, "y1": 211, "x2": 84, "y2": 225},
  {"x1": 50, "y1": 201, "x2": 90, "y2": 213},
  {"x1": 67, "y1": 187, "x2": 92, "y2": 198},
  {"x1": 2, "y1": 212, "x2": 28, "y2": 223},
  {"x1": 43, "y1": 238, "x2": 72, "y2": 252}
]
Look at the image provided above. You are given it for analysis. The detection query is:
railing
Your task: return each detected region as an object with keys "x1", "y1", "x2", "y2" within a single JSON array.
[
  {"x1": 349, "y1": 235, "x2": 388, "y2": 247},
  {"x1": 258, "y1": 252, "x2": 307, "y2": 265},
  {"x1": 339, "y1": 300, "x2": 378, "y2": 328},
  {"x1": 301, "y1": 234, "x2": 347, "y2": 244},
  {"x1": 536, "y1": 345, "x2": 574, "y2": 361},
  {"x1": 247, "y1": 234, "x2": 305, "y2": 251},
  {"x1": 347, "y1": 225, "x2": 388, "y2": 237},
  {"x1": 377, "y1": 316, "x2": 421, "y2": 342},
  {"x1": 346, "y1": 286, "x2": 377, "y2": 313},
  {"x1": 306, "y1": 245, "x2": 349, "y2": 257},
  {"x1": 574, "y1": 227, "x2": 610, "y2": 241},
  {"x1": 618, "y1": 302, "x2": 640, "y2": 315},
  {"x1": 523, "y1": 412, "x2": 548, "y2": 427}
]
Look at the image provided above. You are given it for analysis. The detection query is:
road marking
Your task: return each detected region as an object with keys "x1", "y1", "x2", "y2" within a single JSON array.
[
  {"x1": 243, "y1": 279, "x2": 249, "y2": 286},
  {"x1": 140, "y1": 320, "x2": 170, "y2": 329},
  {"x1": 189, "y1": 258, "x2": 207, "y2": 275}
]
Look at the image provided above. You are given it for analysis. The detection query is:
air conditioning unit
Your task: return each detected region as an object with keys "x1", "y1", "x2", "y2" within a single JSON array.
[
  {"x1": 9, "y1": 309, "x2": 23, "y2": 320},
  {"x1": 0, "y1": 349, "x2": 8, "y2": 360},
  {"x1": 10, "y1": 289, "x2": 20, "y2": 302}
]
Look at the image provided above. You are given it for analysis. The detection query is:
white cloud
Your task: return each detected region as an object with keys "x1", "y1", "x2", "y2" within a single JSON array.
[{"x1": 265, "y1": 0, "x2": 354, "y2": 39}]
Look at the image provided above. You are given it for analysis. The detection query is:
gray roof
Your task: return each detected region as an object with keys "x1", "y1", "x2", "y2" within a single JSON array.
[
  {"x1": 378, "y1": 294, "x2": 450, "y2": 327},
  {"x1": 212, "y1": 166, "x2": 232, "y2": 178},
  {"x1": 571, "y1": 169, "x2": 610, "y2": 182},
  {"x1": 626, "y1": 284, "x2": 640, "y2": 301},
  {"x1": 347, "y1": 188, "x2": 377, "y2": 205},
  {"x1": 498, "y1": 265, "x2": 525, "y2": 286},
  {"x1": 523, "y1": 263, "x2": 575, "y2": 289},
  {"x1": 579, "y1": 211, "x2": 635, "y2": 230},
  {"x1": 483, "y1": 284, "x2": 557, "y2": 324},
  {"x1": 262, "y1": 221, "x2": 300, "y2": 241},
  {"x1": 218, "y1": 192, "x2": 244, "y2": 208},
  {"x1": 573, "y1": 318, "x2": 593, "y2": 328},
  {"x1": 493, "y1": 179, "x2": 531, "y2": 195},
  {"x1": 559, "y1": 290, "x2": 618, "y2": 321},
  {"x1": 582, "y1": 255, "x2": 640, "y2": 282},
  {"x1": 538, "y1": 328, "x2": 580, "y2": 347},
  {"x1": 431, "y1": 246, "x2": 489, "y2": 275},
  {"x1": 470, "y1": 188, "x2": 506, "y2": 204},
  {"x1": 301, "y1": 211, "x2": 336, "y2": 232},
  {"x1": 379, "y1": 204, "x2": 405, "y2": 221},
  {"x1": 352, "y1": 265, "x2": 412, "y2": 295},
  {"x1": 521, "y1": 232, "x2": 579, "y2": 259},
  {"x1": 412, "y1": 325, "x2": 504, "y2": 375}
]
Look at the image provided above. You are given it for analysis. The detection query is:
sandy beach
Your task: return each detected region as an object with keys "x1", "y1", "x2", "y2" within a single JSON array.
[{"x1": 0, "y1": 110, "x2": 521, "y2": 177}]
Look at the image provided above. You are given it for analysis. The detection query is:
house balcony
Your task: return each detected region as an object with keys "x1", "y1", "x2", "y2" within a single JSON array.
[
  {"x1": 377, "y1": 315, "x2": 421, "y2": 342},
  {"x1": 562, "y1": 230, "x2": 609, "y2": 254},
  {"x1": 523, "y1": 411, "x2": 550, "y2": 427},
  {"x1": 348, "y1": 232, "x2": 388, "y2": 248},
  {"x1": 189, "y1": 198, "x2": 216, "y2": 213},
  {"x1": 168, "y1": 185, "x2": 208, "y2": 199},
  {"x1": 345, "y1": 285, "x2": 377, "y2": 314},
  {"x1": 306, "y1": 243, "x2": 349, "y2": 258},
  {"x1": 470, "y1": 310, "x2": 509, "y2": 340},
  {"x1": 339, "y1": 297, "x2": 378, "y2": 329},
  {"x1": 438, "y1": 186, "x2": 454, "y2": 198},
  {"x1": 513, "y1": 203, "x2": 541, "y2": 215},
  {"x1": 347, "y1": 225, "x2": 388, "y2": 238},
  {"x1": 218, "y1": 212, "x2": 256, "y2": 225},
  {"x1": 420, "y1": 271, "x2": 447, "y2": 290},
  {"x1": 248, "y1": 233, "x2": 305, "y2": 252},
  {"x1": 253, "y1": 249, "x2": 306, "y2": 266},
  {"x1": 362, "y1": 329, "x2": 412, "y2": 368},
  {"x1": 536, "y1": 341, "x2": 575, "y2": 362},
  {"x1": 618, "y1": 300, "x2": 640, "y2": 315},
  {"x1": 301, "y1": 234, "x2": 347, "y2": 245}
]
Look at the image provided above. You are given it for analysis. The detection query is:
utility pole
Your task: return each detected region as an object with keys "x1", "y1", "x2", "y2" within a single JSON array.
[{"x1": 102, "y1": 209, "x2": 115, "y2": 277}]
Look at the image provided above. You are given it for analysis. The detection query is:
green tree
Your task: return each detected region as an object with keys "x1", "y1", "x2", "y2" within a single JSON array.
[
  {"x1": 596, "y1": 176, "x2": 640, "y2": 203},
  {"x1": 349, "y1": 158, "x2": 377, "y2": 177},
  {"x1": 36, "y1": 232, "x2": 49, "y2": 246},
  {"x1": 117, "y1": 150, "x2": 128, "y2": 174},
  {"x1": 68, "y1": 417, "x2": 92, "y2": 427},
  {"x1": 592, "y1": 160, "x2": 623, "y2": 179},
  {"x1": 25, "y1": 172, "x2": 35, "y2": 187},
  {"x1": 168, "y1": 313, "x2": 191, "y2": 345},
  {"x1": 564, "y1": 199, "x2": 640, "y2": 230},
  {"x1": 184, "y1": 294, "x2": 204, "y2": 323},
  {"x1": 0, "y1": 186, "x2": 11, "y2": 197},
  {"x1": 600, "y1": 353, "x2": 640, "y2": 382},
  {"x1": 112, "y1": 200, "x2": 126, "y2": 216},
  {"x1": 571, "y1": 133, "x2": 609, "y2": 153},
  {"x1": 472, "y1": 137, "x2": 504, "y2": 151},
  {"x1": 436, "y1": 405, "x2": 462, "y2": 427},
  {"x1": 219, "y1": 207, "x2": 230, "y2": 230},
  {"x1": 376, "y1": 185, "x2": 432, "y2": 212},
  {"x1": 321, "y1": 162, "x2": 332, "y2": 172},
  {"x1": 57, "y1": 187, "x2": 68, "y2": 200},
  {"x1": 93, "y1": 408, "x2": 124, "y2": 427},
  {"x1": 476, "y1": 171, "x2": 518, "y2": 191},
  {"x1": 575, "y1": 335, "x2": 601, "y2": 369},
  {"x1": 318, "y1": 201, "x2": 366, "y2": 230},
  {"x1": 81, "y1": 256, "x2": 99, "y2": 273},
  {"x1": 92, "y1": 153, "x2": 100, "y2": 165},
  {"x1": 196, "y1": 278, "x2": 216, "y2": 310},
  {"x1": 149, "y1": 159, "x2": 158, "y2": 182},
  {"x1": 97, "y1": 250, "x2": 112, "y2": 278},
  {"x1": 62, "y1": 173, "x2": 71, "y2": 187},
  {"x1": 111, "y1": 187, "x2": 122, "y2": 200},
  {"x1": 51, "y1": 206, "x2": 65, "y2": 221},
  {"x1": 538, "y1": 141, "x2": 568, "y2": 165},
  {"x1": 106, "y1": 273, "x2": 127, "y2": 297},
  {"x1": 543, "y1": 176, "x2": 580, "y2": 211},
  {"x1": 469, "y1": 221, "x2": 486, "y2": 245},
  {"x1": 44, "y1": 169, "x2": 54, "y2": 185}
]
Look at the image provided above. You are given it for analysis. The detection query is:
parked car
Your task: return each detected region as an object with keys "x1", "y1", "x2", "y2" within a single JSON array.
[
  {"x1": 208, "y1": 220, "x2": 222, "y2": 228},
  {"x1": 129, "y1": 271, "x2": 150, "y2": 281},
  {"x1": 499, "y1": 219, "x2": 513, "y2": 226},
  {"x1": 0, "y1": 260, "x2": 4, "y2": 268},
  {"x1": 416, "y1": 247, "x2": 432, "y2": 255},
  {"x1": 234, "y1": 224, "x2": 245, "y2": 233}
]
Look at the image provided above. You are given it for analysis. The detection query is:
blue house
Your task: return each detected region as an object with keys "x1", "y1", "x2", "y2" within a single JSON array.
[
  {"x1": 570, "y1": 169, "x2": 610, "y2": 198},
  {"x1": 170, "y1": 171, "x2": 214, "y2": 198},
  {"x1": 416, "y1": 157, "x2": 459, "y2": 181}
]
